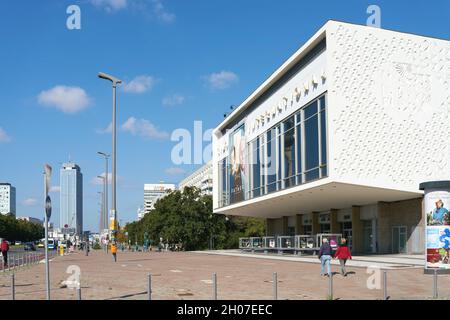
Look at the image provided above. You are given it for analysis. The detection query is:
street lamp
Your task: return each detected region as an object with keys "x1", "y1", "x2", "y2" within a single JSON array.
[
  {"x1": 97, "y1": 151, "x2": 109, "y2": 232},
  {"x1": 97, "y1": 189, "x2": 104, "y2": 234},
  {"x1": 98, "y1": 72, "x2": 122, "y2": 242}
]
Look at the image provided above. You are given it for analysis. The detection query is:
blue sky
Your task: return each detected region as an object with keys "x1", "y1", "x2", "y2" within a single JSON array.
[{"x1": 0, "y1": 0, "x2": 448, "y2": 231}]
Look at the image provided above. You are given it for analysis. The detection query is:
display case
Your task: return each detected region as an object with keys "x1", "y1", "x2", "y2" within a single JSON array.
[
  {"x1": 277, "y1": 236, "x2": 295, "y2": 249},
  {"x1": 250, "y1": 237, "x2": 263, "y2": 248},
  {"x1": 239, "y1": 237, "x2": 251, "y2": 249},
  {"x1": 295, "y1": 235, "x2": 316, "y2": 249},
  {"x1": 263, "y1": 236, "x2": 276, "y2": 249}
]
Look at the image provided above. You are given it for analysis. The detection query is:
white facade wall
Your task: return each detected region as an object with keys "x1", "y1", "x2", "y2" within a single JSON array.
[{"x1": 327, "y1": 22, "x2": 450, "y2": 192}]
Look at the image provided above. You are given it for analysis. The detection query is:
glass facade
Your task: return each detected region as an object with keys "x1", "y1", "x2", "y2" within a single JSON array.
[{"x1": 218, "y1": 93, "x2": 327, "y2": 208}]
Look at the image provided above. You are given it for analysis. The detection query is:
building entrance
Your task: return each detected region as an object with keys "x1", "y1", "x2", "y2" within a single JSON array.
[{"x1": 392, "y1": 226, "x2": 407, "y2": 254}]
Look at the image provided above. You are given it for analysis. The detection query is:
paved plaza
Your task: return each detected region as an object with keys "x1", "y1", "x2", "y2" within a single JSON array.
[{"x1": 0, "y1": 250, "x2": 448, "y2": 300}]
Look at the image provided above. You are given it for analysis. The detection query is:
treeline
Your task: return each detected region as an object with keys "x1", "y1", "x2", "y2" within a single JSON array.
[
  {"x1": 125, "y1": 187, "x2": 265, "y2": 251},
  {"x1": 0, "y1": 214, "x2": 44, "y2": 242}
]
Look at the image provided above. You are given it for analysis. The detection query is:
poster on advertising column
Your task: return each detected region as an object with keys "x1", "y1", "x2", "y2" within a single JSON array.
[
  {"x1": 424, "y1": 189, "x2": 450, "y2": 269},
  {"x1": 229, "y1": 125, "x2": 247, "y2": 204}
]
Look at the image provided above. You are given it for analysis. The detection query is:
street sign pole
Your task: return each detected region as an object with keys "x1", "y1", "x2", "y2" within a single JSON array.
[{"x1": 44, "y1": 164, "x2": 52, "y2": 301}]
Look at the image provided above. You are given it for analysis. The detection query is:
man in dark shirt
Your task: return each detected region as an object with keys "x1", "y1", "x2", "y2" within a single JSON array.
[{"x1": 318, "y1": 238, "x2": 332, "y2": 276}]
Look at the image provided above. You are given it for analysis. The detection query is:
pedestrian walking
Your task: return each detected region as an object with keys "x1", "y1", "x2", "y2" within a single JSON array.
[
  {"x1": 111, "y1": 242, "x2": 117, "y2": 262},
  {"x1": 318, "y1": 238, "x2": 332, "y2": 277},
  {"x1": 1, "y1": 239, "x2": 9, "y2": 268},
  {"x1": 334, "y1": 238, "x2": 352, "y2": 276}
]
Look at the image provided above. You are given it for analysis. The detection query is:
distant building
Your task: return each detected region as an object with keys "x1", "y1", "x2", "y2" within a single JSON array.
[
  {"x1": 17, "y1": 216, "x2": 43, "y2": 225},
  {"x1": 0, "y1": 183, "x2": 16, "y2": 216},
  {"x1": 144, "y1": 183, "x2": 176, "y2": 213},
  {"x1": 137, "y1": 206, "x2": 146, "y2": 220},
  {"x1": 179, "y1": 161, "x2": 213, "y2": 196},
  {"x1": 60, "y1": 162, "x2": 83, "y2": 235}
]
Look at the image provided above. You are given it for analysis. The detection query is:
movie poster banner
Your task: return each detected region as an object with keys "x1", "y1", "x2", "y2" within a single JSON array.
[
  {"x1": 229, "y1": 125, "x2": 247, "y2": 204},
  {"x1": 424, "y1": 189, "x2": 450, "y2": 269}
]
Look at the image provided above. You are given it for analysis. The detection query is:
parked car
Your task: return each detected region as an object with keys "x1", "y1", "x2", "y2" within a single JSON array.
[
  {"x1": 37, "y1": 242, "x2": 45, "y2": 248},
  {"x1": 24, "y1": 242, "x2": 36, "y2": 251},
  {"x1": 14, "y1": 241, "x2": 22, "y2": 246}
]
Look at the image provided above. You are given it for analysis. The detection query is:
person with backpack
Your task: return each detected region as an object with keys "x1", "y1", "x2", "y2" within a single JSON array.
[
  {"x1": 1, "y1": 239, "x2": 10, "y2": 268},
  {"x1": 318, "y1": 238, "x2": 332, "y2": 277},
  {"x1": 334, "y1": 238, "x2": 352, "y2": 276}
]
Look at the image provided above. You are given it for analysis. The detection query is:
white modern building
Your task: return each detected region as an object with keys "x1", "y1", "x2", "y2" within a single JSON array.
[
  {"x1": 179, "y1": 161, "x2": 213, "y2": 196},
  {"x1": 0, "y1": 183, "x2": 16, "y2": 216},
  {"x1": 137, "y1": 206, "x2": 146, "y2": 221},
  {"x1": 17, "y1": 216, "x2": 43, "y2": 225},
  {"x1": 212, "y1": 21, "x2": 450, "y2": 254},
  {"x1": 60, "y1": 162, "x2": 83, "y2": 235},
  {"x1": 144, "y1": 183, "x2": 176, "y2": 213}
]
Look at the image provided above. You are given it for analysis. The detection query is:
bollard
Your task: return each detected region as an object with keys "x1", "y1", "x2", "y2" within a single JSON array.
[
  {"x1": 433, "y1": 269, "x2": 438, "y2": 299},
  {"x1": 212, "y1": 273, "x2": 217, "y2": 300},
  {"x1": 11, "y1": 273, "x2": 15, "y2": 300},
  {"x1": 77, "y1": 287, "x2": 81, "y2": 300},
  {"x1": 273, "y1": 272, "x2": 278, "y2": 300},
  {"x1": 383, "y1": 271, "x2": 388, "y2": 300},
  {"x1": 328, "y1": 273, "x2": 333, "y2": 300},
  {"x1": 147, "y1": 273, "x2": 152, "y2": 300}
]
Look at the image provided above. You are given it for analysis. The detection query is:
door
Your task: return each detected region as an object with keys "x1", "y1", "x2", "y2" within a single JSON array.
[{"x1": 392, "y1": 226, "x2": 407, "y2": 254}]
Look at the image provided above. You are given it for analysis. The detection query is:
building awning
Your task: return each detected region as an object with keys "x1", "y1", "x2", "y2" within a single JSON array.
[{"x1": 214, "y1": 181, "x2": 422, "y2": 219}]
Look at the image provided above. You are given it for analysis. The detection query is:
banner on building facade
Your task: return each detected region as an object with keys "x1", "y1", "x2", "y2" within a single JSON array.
[{"x1": 229, "y1": 125, "x2": 247, "y2": 204}]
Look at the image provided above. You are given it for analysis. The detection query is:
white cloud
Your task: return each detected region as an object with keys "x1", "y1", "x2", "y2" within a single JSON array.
[
  {"x1": 22, "y1": 198, "x2": 38, "y2": 207},
  {"x1": 90, "y1": 0, "x2": 127, "y2": 12},
  {"x1": 38, "y1": 85, "x2": 91, "y2": 114},
  {"x1": 121, "y1": 117, "x2": 169, "y2": 140},
  {"x1": 49, "y1": 186, "x2": 61, "y2": 193},
  {"x1": 152, "y1": 0, "x2": 176, "y2": 23},
  {"x1": 162, "y1": 94, "x2": 185, "y2": 107},
  {"x1": 205, "y1": 71, "x2": 239, "y2": 90},
  {"x1": 123, "y1": 75, "x2": 155, "y2": 94},
  {"x1": 96, "y1": 122, "x2": 113, "y2": 134},
  {"x1": 165, "y1": 167, "x2": 186, "y2": 176},
  {"x1": 0, "y1": 127, "x2": 11, "y2": 143}
]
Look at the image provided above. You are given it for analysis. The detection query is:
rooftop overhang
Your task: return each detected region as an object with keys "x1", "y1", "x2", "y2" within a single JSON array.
[{"x1": 213, "y1": 180, "x2": 423, "y2": 218}]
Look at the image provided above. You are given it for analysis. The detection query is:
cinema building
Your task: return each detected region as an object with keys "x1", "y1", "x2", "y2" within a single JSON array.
[{"x1": 212, "y1": 21, "x2": 450, "y2": 255}]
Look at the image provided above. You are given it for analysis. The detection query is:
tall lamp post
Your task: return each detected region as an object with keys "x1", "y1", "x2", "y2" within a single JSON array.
[
  {"x1": 97, "y1": 189, "x2": 104, "y2": 235},
  {"x1": 97, "y1": 152, "x2": 109, "y2": 232},
  {"x1": 98, "y1": 72, "x2": 122, "y2": 242}
]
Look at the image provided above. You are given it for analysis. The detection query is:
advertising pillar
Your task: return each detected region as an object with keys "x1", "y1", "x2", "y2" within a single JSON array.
[{"x1": 419, "y1": 181, "x2": 450, "y2": 273}]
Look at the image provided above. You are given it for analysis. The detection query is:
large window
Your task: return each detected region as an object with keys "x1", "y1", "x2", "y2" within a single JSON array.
[
  {"x1": 283, "y1": 116, "x2": 296, "y2": 188},
  {"x1": 266, "y1": 127, "x2": 277, "y2": 193},
  {"x1": 218, "y1": 93, "x2": 327, "y2": 208},
  {"x1": 249, "y1": 138, "x2": 261, "y2": 198},
  {"x1": 218, "y1": 158, "x2": 229, "y2": 207},
  {"x1": 304, "y1": 100, "x2": 320, "y2": 182}
]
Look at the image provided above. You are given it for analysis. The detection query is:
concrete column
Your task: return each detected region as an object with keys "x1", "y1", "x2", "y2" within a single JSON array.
[
  {"x1": 266, "y1": 218, "x2": 275, "y2": 236},
  {"x1": 377, "y1": 202, "x2": 390, "y2": 254},
  {"x1": 295, "y1": 214, "x2": 303, "y2": 235},
  {"x1": 330, "y1": 209, "x2": 339, "y2": 234},
  {"x1": 351, "y1": 206, "x2": 363, "y2": 254},
  {"x1": 282, "y1": 216, "x2": 289, "y2": 234},
  {"x1": 312, "y1": 212, "x2": 320, "y2": 235}
]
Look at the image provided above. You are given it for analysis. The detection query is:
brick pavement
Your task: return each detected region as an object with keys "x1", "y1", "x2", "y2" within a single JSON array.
[{"x1": 0, "y1": 250, "x2": 448, "y2": 300}]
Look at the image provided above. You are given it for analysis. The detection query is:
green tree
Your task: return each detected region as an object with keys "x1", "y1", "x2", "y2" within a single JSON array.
[{"x1": 125, "y1": 187, "x2": 265, "y2": 251}]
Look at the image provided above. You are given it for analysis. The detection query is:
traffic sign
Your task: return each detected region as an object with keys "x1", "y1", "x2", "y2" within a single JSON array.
[{"x1": 45, "y1": 195, "x2": 52, "y2": 219}]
